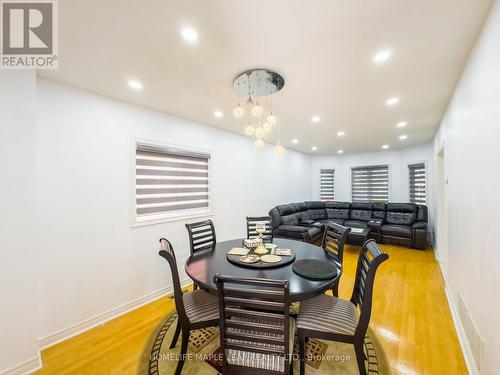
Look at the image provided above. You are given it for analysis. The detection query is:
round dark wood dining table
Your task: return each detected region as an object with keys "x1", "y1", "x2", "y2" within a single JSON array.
[{"x1": 185, "y1": 238, "x2": 340, "y2": 302}]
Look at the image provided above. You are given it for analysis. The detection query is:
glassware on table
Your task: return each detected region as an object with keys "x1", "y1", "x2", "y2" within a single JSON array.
[{"x1": 254, "y1": 223, "x2": 268, "y2": 255}]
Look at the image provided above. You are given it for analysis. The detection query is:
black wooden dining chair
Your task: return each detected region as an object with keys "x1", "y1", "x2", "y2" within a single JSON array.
[
  {"x1": 214, "y1": 274, "x2": 294, "y2": 375},
  {"x1": 297, "y1": 239, "x2": 388, "y2": 375},
  {"x1": 322, "y1": 222, "x2": 351, "y2": 297},
  {"x1": 158, "y1": 238, "x2": 219, "y2": 375},
  {"x1": 185, "y1": 219, "x2": 217, "y2": 255},
  {"x1": 185, "y1": 220, "x2": 216, "y2": 290},
  {"x1": 246, "y1": 216, "x2": 273, "y2": 242}
]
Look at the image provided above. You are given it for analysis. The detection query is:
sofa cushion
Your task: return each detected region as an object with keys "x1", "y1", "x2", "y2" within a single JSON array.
[
  {"x1": 326, "y1": 208, "x2": 349, "y2": 220},
  {"x1": 381, "y1": 224, "x2": 412, "y2": 238},
  {"x1": 305, "y1": 201, "x2": 325, "y2": 209},
  {"x1": 309, "y1": 209, "x2": 327, "y2": 220},
  {"x1": 281, "y1": 213, "x2": 299, "y2": 226},
  {"x1": 350, "y1": 202, "x2": 372, "y2": 210},
  {"x1": 277, "y1": 204, "x2": 297, "y2": 216},
  {"x1": 298, "y1": 210, "x2": 313, "y2": 221},
  {"x1": 372, "y1": 210, "x2": 385, "y2": 220},
  {"x1": 386, "y1": 203, "x2": 417, "y2": 213},
  {"x1": 343, "y1": 220, "x2": 368, "y2": 229},
  {"x1": 350, "y1": 209, "x2": 372, "y2": 222},
  {"x1": 325, "y1": 201, "x2": 350, "y2": 209},
  {"x1": 385, "y1": 211, "x2": 416, "y2": 225},
  {"x1": 372, "y1": 203, "x2": 386, "y2": 211},
  {"x1": 296, "y1": 202, "x2": 308, "y2": 212},
  {"x1": 372, "y1": 203, "x2": 386, "y2": 221}
]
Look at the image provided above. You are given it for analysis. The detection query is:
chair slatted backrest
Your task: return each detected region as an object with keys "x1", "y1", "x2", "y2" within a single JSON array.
[
  {"x1": 158, "y1": 238, "x2": 188, "y2": 324},
  {"x1": 322, "y1": 222, "x2": 351, "y2": 265},
  {"x1": 350, "y1": 240, "x2": 389, "y2": 336},
  {"x1": 214, "y1": 275, "x2": 291, "y2": 374},
  {"x1": 246, "y1": 216, "x2": 273, "y2": 242},
  {"x1": 185, "y1": 220, "x2": 216, "y2": 255}
]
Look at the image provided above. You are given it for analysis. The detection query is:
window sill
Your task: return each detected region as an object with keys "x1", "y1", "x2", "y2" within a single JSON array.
[{"x1": 131, "y1": 211, "x2": 214, "y2": 228}]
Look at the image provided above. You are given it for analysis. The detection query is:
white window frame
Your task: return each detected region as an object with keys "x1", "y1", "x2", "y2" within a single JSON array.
[
  {"x1": 319, "y1": 167, "x2": 335, "y2": 201},
  {"x1": 350, "y1": 164, "x2": 391, "y2": 203},
  {"x1": 408, "y1": 161, "x2": 428, "y2": 205},
  {"x1": 130, "y1": 138, "x2": 213, "y2": 227}
]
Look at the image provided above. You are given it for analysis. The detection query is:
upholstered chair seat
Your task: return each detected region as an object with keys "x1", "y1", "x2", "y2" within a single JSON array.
[
  {"x1": 182, "y1": 289, "x2": 219, "y2": 323},
  {"x1": 297, "y1": 294, "x2": 358, "y2": 335}
]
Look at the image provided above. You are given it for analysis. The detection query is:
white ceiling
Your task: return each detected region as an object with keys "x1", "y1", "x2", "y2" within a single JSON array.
[{"x1": 39, "y1": 0, "x2": 493, "y2": 155}]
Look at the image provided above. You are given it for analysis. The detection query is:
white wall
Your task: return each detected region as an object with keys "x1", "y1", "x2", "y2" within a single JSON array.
[
  {"x1": 0, "y1": 71, "x2": 39, "y2": 373},
  {"x1": 311, "y1": 144, "x2": 435, "y2": 232},
  {"x1": 432, "y1": 2, "x2": 500, "y2": 374},
  {"x1": 35, "y1": 79, "x2": 312, "y2": 340}
]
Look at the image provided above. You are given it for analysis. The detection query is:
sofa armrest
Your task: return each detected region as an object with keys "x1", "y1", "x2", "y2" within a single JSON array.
[
  {"x1": 277, "y1": 225, "x2": 309, "y2": 233},
  {"x1": 298, "y1": 219, "x2": 315, "y2": 227},
  {"x1": 367, "y1": 219, "x2": 383, "y2": 232},
  {"x1": 412, "y1": 222, "x2": 428, "y2": 249},
  {"x1": 273, "y1": 224, "x2": 322, "y2": 242},
  {"x1": 412, "y1": 221, "x2": 427, "y2": 229}
]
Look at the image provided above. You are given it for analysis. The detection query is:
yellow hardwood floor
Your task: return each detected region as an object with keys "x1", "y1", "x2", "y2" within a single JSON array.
[{"x1": 35, "y1": 244, "x2": 467, "y2": 374}]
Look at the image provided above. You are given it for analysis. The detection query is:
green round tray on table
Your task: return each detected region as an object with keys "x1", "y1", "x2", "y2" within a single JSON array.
[{"x1": 292, "y1": 259, "x2": 338, "y2": 280}]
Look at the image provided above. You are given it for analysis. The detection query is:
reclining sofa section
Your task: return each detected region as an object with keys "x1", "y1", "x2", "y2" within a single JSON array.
[{"x1": 269, "y1": 201, "x2": 428, "y2": 249}]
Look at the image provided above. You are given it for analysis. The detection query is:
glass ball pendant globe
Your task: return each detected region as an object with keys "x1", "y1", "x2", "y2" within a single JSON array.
[
  {"x1": 255, "y1": 126, "x2": 266, "y2": 139},
  {"x1": 262, "y1": 122, "x2": 272, "y2": 133},
  {"x1": 244, "y1": 125, "x2": 255, "y2": 136},
  {"x1": 267, "y1": 114, "x2": 277, "y2": 126},
  {"x1": 254, "y1": 139, "x2": 265, "y2": 149},
  {"x1": 233, "y1": 104, "x2": 245, "y2": 118},
  {"x1": 251, "y1": 103, "x2": 264, "y2": 118},
  {"x1": 274, "y1": 144, "x2": 285, "y2": 156}
]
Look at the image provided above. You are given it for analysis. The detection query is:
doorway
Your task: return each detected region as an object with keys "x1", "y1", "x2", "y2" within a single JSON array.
[{"x1": 436, "y1": 146, "x2": 448, "y2": 280}]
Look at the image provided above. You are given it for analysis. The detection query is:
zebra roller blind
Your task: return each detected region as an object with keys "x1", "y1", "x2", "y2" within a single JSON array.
[
  {"x1": 135, "y1": 143, "x2": 210, "y2": 219},
  {"x1": 409, "y1": 163, "x2": 426, "y2": 204},
  {"x1": 351, "y1": 165, "x2": 389, "y2": 202},
  {"x1": 320, "y1": 169, "x2": 335, "y2": 201}
]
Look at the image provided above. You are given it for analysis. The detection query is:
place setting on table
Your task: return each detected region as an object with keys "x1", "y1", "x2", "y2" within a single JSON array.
[{"x1": 226, "y1": 223, "x2": 296, "y2": 268}]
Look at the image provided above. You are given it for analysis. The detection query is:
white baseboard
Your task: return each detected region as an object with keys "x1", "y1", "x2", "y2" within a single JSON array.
[
  {"x1": 444, "y1": 286, "x2": 478, "y2": 375},
  {"x1": 37, "y1": 277, "x2": 192, "y2": 350},
  {"x1": 0, "y1": 356, "x2": 41, "y2": 375}
]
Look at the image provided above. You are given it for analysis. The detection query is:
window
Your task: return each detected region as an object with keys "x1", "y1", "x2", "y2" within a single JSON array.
[
  {"x1": 135, "y1": 142, "x2": 210, "y2": 223},
  {"x1": 409, "y1": 162, "x2": 426, "y2": 204},
  {"x1": 320, "y1": 169, "x2": 335, "y2": 201},
  {"x1": 351, "y1": 165, "x2": 389, "y2": 202}
]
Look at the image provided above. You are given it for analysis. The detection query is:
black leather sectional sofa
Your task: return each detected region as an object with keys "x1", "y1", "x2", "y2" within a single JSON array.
[{"x1": 269, "y1": 201, "x2": 428, "y2": 249}]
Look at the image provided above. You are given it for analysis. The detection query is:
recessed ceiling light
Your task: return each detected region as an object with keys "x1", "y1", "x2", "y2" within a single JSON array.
[
  {"x1": 291, "y1": 139, "x2": 299, "y2": 144},
  {"x1": 128, "y1": 80, "x2": 143, "y2": 91},
  {"x1": 373, "y1": 49, "x2": 392, "y2": 64},
  {"x1": 181, "y1": 27, "x2": 198, "y2": 43},
  {"x1": 337, "y1": 131, "x2": 345, "y2": 137},
  {"x1": 311, "y1": 115, "x2": 321, "y2": 123},
  {"x1": 382, "y1": 144, "x2": 389, "y2": 149},
  {"x1": 399, "y1": 135, "x2": 408, "y2": 140},
  {"x1": 213, "y1": 110, "x2": 223, "y2": 118},
  {"x1": 396, "y1": 121, "x2": 407, "y2": 128},
  {"x1": 385, "y1": 97, "x2": 400, "y2": 106},
  {"x1": 311, "y1": 146, "x2": 317, "y2": 151},
  {"x1": 337, "y1": 150, "x2": 344, "y2": 154}
]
